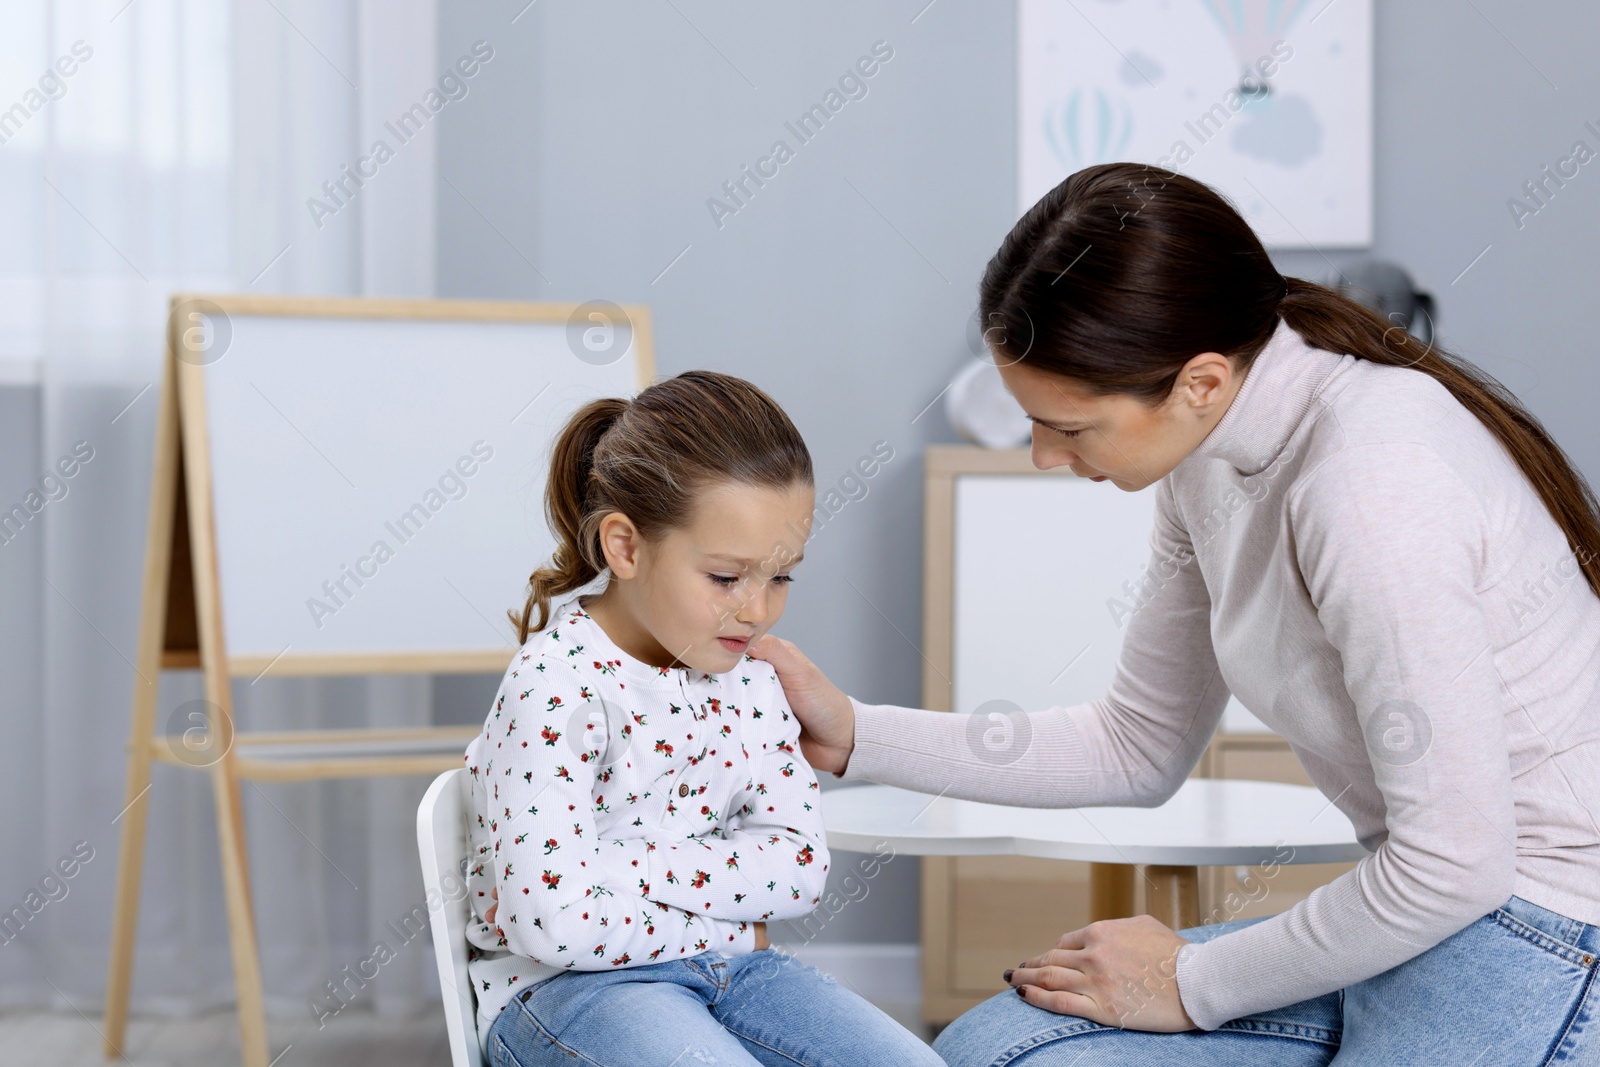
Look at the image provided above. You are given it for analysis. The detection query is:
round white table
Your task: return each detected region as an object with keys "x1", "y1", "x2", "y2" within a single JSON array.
[{"x1": 822, "y1": 779, "x2": 1369, "y2": 929}]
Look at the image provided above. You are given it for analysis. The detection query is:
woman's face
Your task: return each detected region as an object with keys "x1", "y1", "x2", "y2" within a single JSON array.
[{"x1": 995, "y1": 350, "x2": 1246, "y2": 491}]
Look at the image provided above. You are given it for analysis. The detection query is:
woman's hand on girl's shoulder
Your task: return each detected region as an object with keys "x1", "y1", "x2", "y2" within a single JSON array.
[{"x1": 747, "y1": 634, "x2": 856, "y2": 775}]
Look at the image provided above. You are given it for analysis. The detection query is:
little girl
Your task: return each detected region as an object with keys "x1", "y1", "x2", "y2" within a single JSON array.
[{"x1": 463, "y1": 371, "x2": 942, "y2": 1067}]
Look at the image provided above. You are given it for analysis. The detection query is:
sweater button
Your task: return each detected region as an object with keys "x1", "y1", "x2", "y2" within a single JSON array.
[{"x1": 678, "y1": 783, "x2": 690, "y2": 797}]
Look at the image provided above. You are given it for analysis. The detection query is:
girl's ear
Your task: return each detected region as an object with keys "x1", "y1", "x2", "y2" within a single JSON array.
[{"x1": 596, "y1": 511, "x2": 643, "y2": 579}]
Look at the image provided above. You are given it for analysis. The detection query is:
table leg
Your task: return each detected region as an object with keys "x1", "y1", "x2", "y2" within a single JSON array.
[
  {"x1": 1144, "y1": 865, "x2": 1200, "y2": 930},
  {"x1": 1088, "y1": 862, "x2": 1136, "y2": 921}
]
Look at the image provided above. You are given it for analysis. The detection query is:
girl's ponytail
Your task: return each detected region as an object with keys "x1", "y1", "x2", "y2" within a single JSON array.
[{"x1": 509, "y1": 397, "x2": 630, "y2": 642}]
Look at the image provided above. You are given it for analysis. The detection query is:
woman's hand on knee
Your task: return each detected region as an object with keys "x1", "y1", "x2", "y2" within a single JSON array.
[{"x1": 1004, "y1": 915, "x2": 1196, "y2": 1033}]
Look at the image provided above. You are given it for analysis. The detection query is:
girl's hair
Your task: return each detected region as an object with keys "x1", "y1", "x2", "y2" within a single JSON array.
[
  {"x1": 978, "y1": 162, "x2": 1600, "y2": 601},
  {"x1": 509, "y1": 369, "x2": 813, "y2": 642}
]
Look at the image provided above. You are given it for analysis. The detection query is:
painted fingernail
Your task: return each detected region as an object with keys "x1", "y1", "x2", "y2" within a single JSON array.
[
  {"x1": 1016, "y1": 986, "x2": 1027, "y2": 998},
  {"x1": 1003, "y1": 969, "x2": 1014, "y2": 981}
]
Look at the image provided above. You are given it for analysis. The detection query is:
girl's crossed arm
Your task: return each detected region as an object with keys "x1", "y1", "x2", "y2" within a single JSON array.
[
  {"x1": 641, "y1": 675, "x2": 832, "y2": 922},
  {"x1": 470, "y1": 654, "x2": 755, "y2": 969}
]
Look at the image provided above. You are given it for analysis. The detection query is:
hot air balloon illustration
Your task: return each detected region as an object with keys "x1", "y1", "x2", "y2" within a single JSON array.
[
  {"x1": 1041, "y1": 87, "x2": 1134, "y2": 172},
  {"x1": 1199, "y1": 0, "x2": 1312, "y2": 100}
]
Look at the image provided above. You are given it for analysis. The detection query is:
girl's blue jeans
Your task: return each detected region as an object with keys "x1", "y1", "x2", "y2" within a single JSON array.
[
  {"x1": 933, "y1": 894, "x2": 1598, "y2": 1066},
  {"x1": 484, "y1": 944, "x2": 943, "y2": 1066}
]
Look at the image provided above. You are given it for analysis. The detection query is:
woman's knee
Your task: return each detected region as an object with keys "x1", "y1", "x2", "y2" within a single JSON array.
[
  {"x1": 932, "y1": 988, "x2": 1108, "y2": 1067},
  {"x1": 931, "y1": 992, "x2": 1013, "y2": 1067}
]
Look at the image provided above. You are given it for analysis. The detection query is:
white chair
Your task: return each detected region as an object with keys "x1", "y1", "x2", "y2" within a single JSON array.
[{"x1": 417, "y1": 768, "x2": 486, "y2": 1067}]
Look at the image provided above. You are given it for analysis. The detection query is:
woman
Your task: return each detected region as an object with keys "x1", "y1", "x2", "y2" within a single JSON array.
[{"x1": 751, "y1": 163, "x2": 1600, "y2": 1064}]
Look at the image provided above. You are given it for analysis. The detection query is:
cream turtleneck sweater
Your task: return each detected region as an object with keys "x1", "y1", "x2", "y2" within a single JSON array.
[{"x1": 839, "y1": 316, "x2": 1600, "y2": 1029}]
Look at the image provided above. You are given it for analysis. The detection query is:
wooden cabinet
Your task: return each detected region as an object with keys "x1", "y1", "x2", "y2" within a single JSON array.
[
  {"x1": 921, "y1": 854, "x2": 1096, "y2": 1021},
  {"x1": 918, "y1": 446, "x2": 1355, "y2": 1023}
]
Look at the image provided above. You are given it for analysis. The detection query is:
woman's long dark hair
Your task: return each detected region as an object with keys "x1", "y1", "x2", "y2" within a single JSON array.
[
  {"x1": 979, "y1": 162, "x2": 1600, "y2": 600},
  {"x1": 508, "y1": 370, "x2": 813, "y2": 642}
]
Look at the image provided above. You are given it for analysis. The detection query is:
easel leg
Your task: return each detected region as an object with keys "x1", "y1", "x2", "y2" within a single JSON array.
[
  {"x1": 104, "y1": 351, "x2": 181, "y2": 1057},
  {"x1": 214, "y1": 756, "x2": 271, "y2": 1067},
  {"x1": 1144, "y1": 865, "x2": 1200, "y2": 930},
  {"x1": 1088, "y1": 862, "x2": 1136, "y2": 922},
  {"x1": 102, "y1": 688, "x2": 158, "y2": 1058},
  {"x1": 170, "y1": 315, "x2": 271, "y2": 1066}
]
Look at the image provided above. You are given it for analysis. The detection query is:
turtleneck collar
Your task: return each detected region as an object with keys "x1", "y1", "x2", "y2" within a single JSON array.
[{"x1": 1181, "y1": 315, "x2": 1351, "y2": 477}]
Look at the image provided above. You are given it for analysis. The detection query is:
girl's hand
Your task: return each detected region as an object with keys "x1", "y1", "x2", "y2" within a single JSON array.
[
  {"x1": 747, "y1": 634, "x2": 856, "y2": 775},
  {"x1": 754, "y1": 922, "x2": 770, "y2": 950},
  {"x1": 1005, "y1": 915, "x2": 1196, "y2": 1032}
]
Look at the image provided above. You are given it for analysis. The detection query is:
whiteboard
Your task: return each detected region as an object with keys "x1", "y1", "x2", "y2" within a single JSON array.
[
  {"x1": 952, "y1": 474, "x2": 1265, "y2": 730},
  {"x1": 191, "y1": 302, "x2": 646, "y2": 671},
  {"x1": 1018, "y1": 0, "x2": 1373, "y2": 248}
]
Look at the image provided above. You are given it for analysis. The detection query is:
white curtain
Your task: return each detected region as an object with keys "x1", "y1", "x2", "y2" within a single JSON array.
[{"x1": 0, "y1": 0, "x2": 447, "y2": 1022}]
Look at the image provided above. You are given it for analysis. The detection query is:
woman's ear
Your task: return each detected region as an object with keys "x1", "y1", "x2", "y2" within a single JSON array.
[
  {"x1": 596, "y1": 511, "x2": 643, "y2": 578},
  {"x1": 1175, "y1": 351, "x2": 1236, "y2": 415}
]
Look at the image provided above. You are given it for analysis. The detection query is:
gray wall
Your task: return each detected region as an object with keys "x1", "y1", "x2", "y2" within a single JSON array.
[{"x1": 433, "y1": 1, "x2": 1600, "y2": 946}]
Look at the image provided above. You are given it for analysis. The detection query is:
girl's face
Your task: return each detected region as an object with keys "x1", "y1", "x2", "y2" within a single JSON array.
[
  {"x1": 588, "y1": 480, "x2": 814, "y2": 675},
  {"x1": 996, "y1": 350, "x2": 1246, "y2": 491}
]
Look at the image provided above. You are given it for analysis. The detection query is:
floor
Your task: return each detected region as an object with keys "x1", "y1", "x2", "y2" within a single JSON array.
[
  {"x1": 0, "y1": 1004, "x2": 451, "y2": 1066},
  {"x1": 0, "y1": 1001, "x2": 934, "y2": 1065}
]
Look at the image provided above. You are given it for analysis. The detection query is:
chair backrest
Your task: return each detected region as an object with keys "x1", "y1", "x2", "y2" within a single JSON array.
[{"x1": 417, "y1": 768, "x2": 486, "y2": 1067}]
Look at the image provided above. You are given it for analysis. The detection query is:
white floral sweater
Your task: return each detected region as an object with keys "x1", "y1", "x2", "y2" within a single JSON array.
[{"x1": 461, "y1": 599, "x2": 830, "y2": 1050}]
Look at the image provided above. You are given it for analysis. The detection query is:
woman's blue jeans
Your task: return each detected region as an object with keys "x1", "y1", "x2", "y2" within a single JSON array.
[
  {"x1": 484, "y1": 945, "x2": 943, "y2": 1066},
  {"x1": 933, "y1": 894, "x2": 1598, "y2": 1066}
]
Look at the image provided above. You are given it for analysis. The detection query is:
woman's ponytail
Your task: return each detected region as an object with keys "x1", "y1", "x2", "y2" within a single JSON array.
[
  {"x1": 509, "y1": 397, "x2": 629, "y2": 642},
  {"x1": 1277, "y1": 275, "x2": 1600, "y2": 604}
]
